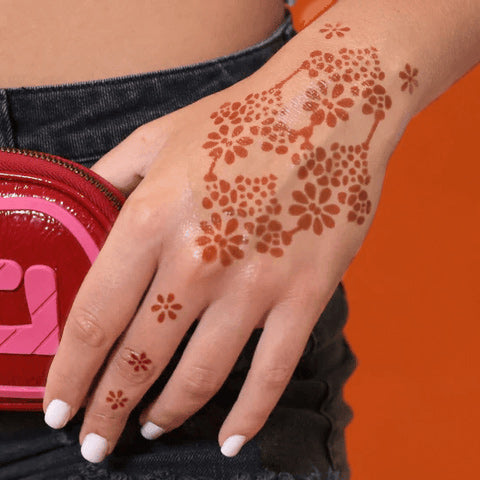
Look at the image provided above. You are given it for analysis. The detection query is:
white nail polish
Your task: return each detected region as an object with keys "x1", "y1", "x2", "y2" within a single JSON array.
[
  {"x1": 140, "y1": 421, "x2": 165, "y2": 440},
  {"x1": 44, "y1": 399, "x2": 71, "y2": 429},
  {"x1": 221, "y1": 434, "x2": 247, "y2": 457},
  {"x1": 81, "y1": 433, "x2": 108, "y2": 463}
]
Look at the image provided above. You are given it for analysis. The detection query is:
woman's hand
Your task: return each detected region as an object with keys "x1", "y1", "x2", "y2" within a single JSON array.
[{"x1": 43, "y1": 39, "x2": 414, "y2": 463}]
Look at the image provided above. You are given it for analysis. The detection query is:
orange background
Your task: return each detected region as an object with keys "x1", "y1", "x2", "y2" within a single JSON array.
[{"x1": 290, "y1": 1, "x2": 480, "y2": 479}]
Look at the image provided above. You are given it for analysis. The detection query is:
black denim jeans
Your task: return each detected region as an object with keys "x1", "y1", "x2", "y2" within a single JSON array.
[{"x1": 0, "y1": 10, "x2": 357, "y2": 480}]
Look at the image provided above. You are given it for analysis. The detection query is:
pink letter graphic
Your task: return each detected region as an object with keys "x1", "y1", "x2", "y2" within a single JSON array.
[{"x1": 0, "y1": 262, "x2": 59, "y2": 355}]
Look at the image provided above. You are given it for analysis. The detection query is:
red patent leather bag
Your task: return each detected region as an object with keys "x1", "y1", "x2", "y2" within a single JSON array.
[{"x1": 0, "y1": 147, "x2": 125, "y2": 411}]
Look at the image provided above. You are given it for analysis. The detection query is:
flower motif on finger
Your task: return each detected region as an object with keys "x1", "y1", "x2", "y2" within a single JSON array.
[
  {"x1": 399, "y1": 63, "x2": 419, "y2": 94},
  {"x1": 319, "y1": 22, "x2": 351, "y2": 39},
  {"x1": 127, "y1": 352, "x2": 152, "y2": 372},
  {"x1": 106, "y1": 390, "x2": 128, "y2": 410},
  {"x1": 151, "y1": 293, "x2": 182, "y2": 322}
]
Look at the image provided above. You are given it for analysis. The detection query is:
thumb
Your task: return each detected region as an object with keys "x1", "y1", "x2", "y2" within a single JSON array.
[{"x1": 90, "y1": 119, "x2": 170, "y2": 196}]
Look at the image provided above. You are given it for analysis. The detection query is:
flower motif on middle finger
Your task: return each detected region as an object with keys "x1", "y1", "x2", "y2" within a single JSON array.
[
  {"x1": 151, "y1": 293, "x2": 182, "y2": 322},
  {"x1": 106, "y1": 390, "x2": 128, "y2": 410}
]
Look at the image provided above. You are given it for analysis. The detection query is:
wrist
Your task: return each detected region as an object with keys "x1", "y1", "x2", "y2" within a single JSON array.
[{"x1": 297, "y1": 0, "x2": 480, "y2": 117}]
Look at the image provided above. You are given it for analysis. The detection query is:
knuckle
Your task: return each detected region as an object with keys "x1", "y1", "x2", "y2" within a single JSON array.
[
  {"x1": 235, "y1": 258, "x2": 279, "y2": 298},
  {"x1": 121, "y1": 193, "x2": 164, "y2": 235},
  {"x1": 113, "y1": 348, "x2": 156, "y2": 385},
  {"x1": 67, "y1": 309, "x2": 106, "y2": 348},
  {"x1": 258, "y1": 364, "x2": 292, "y2": 388},
  {"x1": 181, "y1": 364, "x2": 222, "y2": 397},
  {"x1": 89, "y1": 408, "x2": 125, "y2": 424}
]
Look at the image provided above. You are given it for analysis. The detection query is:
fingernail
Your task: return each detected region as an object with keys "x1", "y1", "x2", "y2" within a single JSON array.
[
  {"x1": 81, "y1": 433, "x2": 108, "y2": 463},
  {"x1": 44, "y1": 399, "x2": 71, "y2": 429},
  {"x1": 140, "y1": 421, "x2": 165, "y2": 440},
  {"x1": 221, "y1": 434, "x2": 247, "y2": 457}
]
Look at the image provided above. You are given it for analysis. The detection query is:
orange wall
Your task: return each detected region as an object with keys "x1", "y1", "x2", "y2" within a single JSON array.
[{"x1": 290, "y1": 2, "x2": 480, "y2": 479}]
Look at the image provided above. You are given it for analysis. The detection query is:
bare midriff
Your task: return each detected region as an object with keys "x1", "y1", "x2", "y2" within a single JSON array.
[{"x1": 0, "y1": 0, "x2": 286, "y2": 88}]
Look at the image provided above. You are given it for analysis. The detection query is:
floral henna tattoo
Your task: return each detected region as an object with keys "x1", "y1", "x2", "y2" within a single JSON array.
[
  {"x1": 106, "y1": 390, "x2": 128, "y2": 410},
  {"x1": 151, "y1": 294, "x2": 182, "y2": 322},
  {"x1": 127, "y1": 352, "x2": 152, "y2": 372},
  {"x1": 197, "y1": 44, "x2": 395, "y2": 265},
  {"x1": 288, "y1": 183, "x2": 340, "y2": 235},
  {"x1": 196, "y1": 213, "x2": 248, "y2": 266},
  {"x1": 399, "y1": 63, "x2": 419, "y2": 94},
  {"x1": 319, "y1": 22, "x2": 351, "y2": 40},
  {"x1": 202, "y1": 175, "x2": 278, "y2": 217}
]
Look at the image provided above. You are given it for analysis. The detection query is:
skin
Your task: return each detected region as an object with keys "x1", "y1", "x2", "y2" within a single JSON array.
[
  {"x1": 16, "y1": 0, "x2": 478, "y2": 463},
  {"x1": 0, "y1": 0, "x2": 285, "y2": 88}
]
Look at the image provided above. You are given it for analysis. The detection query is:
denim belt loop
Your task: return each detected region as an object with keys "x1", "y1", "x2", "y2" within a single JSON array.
[{"x1": 0, "y1": 89, "x2": 15, "y2": 147}]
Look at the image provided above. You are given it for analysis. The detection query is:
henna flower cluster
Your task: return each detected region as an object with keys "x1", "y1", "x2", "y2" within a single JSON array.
[
  {"x1": 289, "y1": 184, "x2": 340, "y2": 235},
  {"x1": 202, "y1": 175, "x2": 277, "y2": 217},
  {"x1": 196, "y1": 213, "x2": 248, "y2": 266},
  {"x1": 195, "y1": 38, "x2": 394, "y2": 267},
  {"x1": 202, "y1": 124, "x2": 253, "y2": 166}
]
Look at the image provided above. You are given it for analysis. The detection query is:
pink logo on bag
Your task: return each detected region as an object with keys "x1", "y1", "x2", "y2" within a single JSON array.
[
  {"x1": 0, "y1": 196, "x2": 100, "y2": 399},
  {"x1": 0, "y1": 260, "x2": 59, "y2": 355}
]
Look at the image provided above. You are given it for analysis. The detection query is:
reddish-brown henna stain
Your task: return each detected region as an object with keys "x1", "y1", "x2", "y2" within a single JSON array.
[
  {"x1": 399, "y1": 64, "x2": 419, "y2": 94},
  {"x1": 196, "y1": 213, "x2": 247, "y2": 266},
  {"x1": 319, "y1": 22, "x2": 351, "y2": 39},
  {"x1": 197, "y1": 26, "x2": 394, "y2": 266},
  {"x1": 151, "y1": 294, "x2": 182, "y2": 322},
  {"x1": 106, "y1": 390, "x2": 128, "y2": 410},
  {"x1": 127, "y1": 351, "x2": 152, "y2": 372}
]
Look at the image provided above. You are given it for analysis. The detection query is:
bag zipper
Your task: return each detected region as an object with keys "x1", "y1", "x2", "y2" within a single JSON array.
[{"x1": 0, "y1": 146, "x2": 122, "y2": 210}]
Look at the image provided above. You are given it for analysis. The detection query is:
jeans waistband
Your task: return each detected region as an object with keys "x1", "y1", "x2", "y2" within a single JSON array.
[{"x1": 0, "y1": 11, "x2": 296, "y2": 166}]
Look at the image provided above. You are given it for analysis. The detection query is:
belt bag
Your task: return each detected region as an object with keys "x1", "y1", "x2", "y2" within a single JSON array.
[{"x1": 0, "y1": 147, "x2": 125, "y2": 411}]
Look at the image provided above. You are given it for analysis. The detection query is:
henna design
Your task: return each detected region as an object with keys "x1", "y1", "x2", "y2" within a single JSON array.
[
  {"x1": 289, "y1": 184, "x2": 340, "y2": 235},
  {"x1": 319, "y1": 22, "x2": 351, "y2": 39},
  {"x1": 196, "y1": 43, "x2": 396, "y2": 265},
  {"x1": 202, "y1": 175, "x2": 278, "y2": 217},
  {"x1": 399, "y1": 64, "x2": 419, "y2": 94},
  {"x1": 196, "y1": 213, "x2": 248, "y2": 266},
  {"x1": 106, "y1": 390, "x2": 128, "y2": 410},
  {"x1": 127, "y1": 351, "x2": 152, "y2": 372},
  {"x1": 151, "y1": 294, "x2": 182, "y2": 322}
]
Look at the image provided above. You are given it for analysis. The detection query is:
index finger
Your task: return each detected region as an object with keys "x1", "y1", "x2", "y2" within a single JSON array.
[{"x1": 43, "y1": 205, "x2": 159, "y2": 428}]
